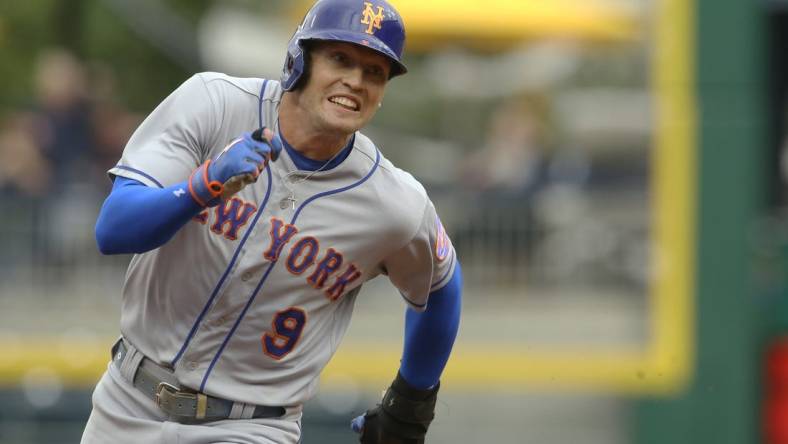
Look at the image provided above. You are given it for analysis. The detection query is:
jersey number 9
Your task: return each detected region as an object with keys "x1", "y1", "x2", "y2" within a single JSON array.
[{"x1": 262, "y1": 307, "x2": 307, "y2": 360}]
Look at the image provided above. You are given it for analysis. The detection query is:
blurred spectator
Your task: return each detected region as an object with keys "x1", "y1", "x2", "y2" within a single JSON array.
[
  {"x1": 0, "y1": 113, "x2": 52, "y2": 197},
  {"x1": 87, "y1": 61, "x2": 142, "y2": 185},
  {"x1": 0, "y1": 48, "x2": 139, "y2": 199},
  {"x1": 460, "y1": 96, "x2": 552, "y2": 201},
  {"x1": 30, "y1": 48, "x2": 96, "y2": 192},
  {"x1": 452, "y1": 96, "x2": 554, "y2": 285},
  {"x1": 0, "y1": 48, "x2": 138, "y2": 276},
  {"x1": 10, "y1": 48, "x2": 139, "y2": 191}
]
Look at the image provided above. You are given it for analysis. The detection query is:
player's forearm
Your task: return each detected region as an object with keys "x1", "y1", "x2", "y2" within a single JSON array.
[
  {"x1": 95, "y1": 176, "x2": 203, "y2": 254},
  {"x1": 400, "y1": 261, "x2": 463, "y2": 389}
]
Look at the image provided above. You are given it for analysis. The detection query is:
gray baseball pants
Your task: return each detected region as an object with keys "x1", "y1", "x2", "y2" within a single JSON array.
[{"x1": 80, "y1": 363, "x2": 302, "y2": 444}]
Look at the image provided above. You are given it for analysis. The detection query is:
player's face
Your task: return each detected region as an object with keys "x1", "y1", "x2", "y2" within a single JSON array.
[{"x1": 300, "y1": 41, "x2": 391, "y2": 136}]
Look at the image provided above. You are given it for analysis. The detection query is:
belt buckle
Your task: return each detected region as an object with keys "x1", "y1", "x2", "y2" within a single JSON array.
[
  {"x1": 155, "y1": 382, "x2": 181, "y2": 409},
  {"x1": 155, "y1": 382, "x2": 209, "y2": 421}
]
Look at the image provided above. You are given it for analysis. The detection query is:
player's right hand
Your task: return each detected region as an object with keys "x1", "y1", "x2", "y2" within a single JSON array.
[{"x1": 188, "y1": 128, "x2": 282, "y2": 207}]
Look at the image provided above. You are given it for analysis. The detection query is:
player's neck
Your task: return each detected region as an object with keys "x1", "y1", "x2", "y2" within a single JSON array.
[{"x1": 278, "y1": 96, "x2": 352, "y2": 161}]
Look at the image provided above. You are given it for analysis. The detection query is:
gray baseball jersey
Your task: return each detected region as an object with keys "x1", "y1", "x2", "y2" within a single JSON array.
[{"x1": 107, "y1": 72, "x2": 457, "y2": 408}]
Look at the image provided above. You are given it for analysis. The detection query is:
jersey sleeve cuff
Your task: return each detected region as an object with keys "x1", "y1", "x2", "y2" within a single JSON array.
[
  {"x1": 109, "y1": 165, "x2": 165, "y2": 189},
  {"x1": 400, "y1": 292, "x2": 428, "y2": 312},
  {"x1": 400, "y1": 250, "x2": 457, "y2": 312},
  {"x1": 429, "y1": 249, "x2": 457, "y2": 293}
]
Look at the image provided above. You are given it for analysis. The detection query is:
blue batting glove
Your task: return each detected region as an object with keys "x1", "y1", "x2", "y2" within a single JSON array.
[
  {"x1": 188, "y1": 128, "x2": 282, "y2": 207},
  {"x1": 351, "y1": 414, "x2": 365, "y2": 434}
]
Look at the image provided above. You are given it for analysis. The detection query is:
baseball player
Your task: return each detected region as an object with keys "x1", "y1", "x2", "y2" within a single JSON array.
[{"x1": 81, "y1": 0, "x2": 462, "y2": 443}]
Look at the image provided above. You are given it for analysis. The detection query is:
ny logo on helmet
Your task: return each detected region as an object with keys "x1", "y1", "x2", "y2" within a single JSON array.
[{"x1": 360, "y1": 2, "x2": 385, "y2": 35}]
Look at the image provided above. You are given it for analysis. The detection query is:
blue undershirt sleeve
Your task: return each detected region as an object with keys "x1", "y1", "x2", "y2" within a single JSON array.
[
  {"x1": 95, "y1": 176, "x2": 204, "y2": 255},
  {"x1": 399, "y1": 261, "x2": 463, "y2": 390}
]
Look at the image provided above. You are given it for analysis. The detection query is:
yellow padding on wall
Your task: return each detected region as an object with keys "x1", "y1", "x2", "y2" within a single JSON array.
[
  {"x1": 293, "y1": 0, "x2": 641, "y2": 50},
  {"x1": 0, "y1": 340, "x2": 684, "y2": 394}
]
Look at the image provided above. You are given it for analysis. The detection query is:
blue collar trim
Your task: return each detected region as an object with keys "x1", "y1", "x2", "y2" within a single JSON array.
[{"x1": 280, "y1": 132, "x2": 355, "y2": 172}]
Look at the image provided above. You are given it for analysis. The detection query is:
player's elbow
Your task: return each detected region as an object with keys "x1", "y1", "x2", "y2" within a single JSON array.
[
  {"x1": 95, "y1": 207, "x2": 170, "y2": 255},
  {"x1": 95, "y1": 204, "x2": 135, "y2": 255},
  {"x1": 95, "y1": 216, "x2": 121, "y2": 255}
]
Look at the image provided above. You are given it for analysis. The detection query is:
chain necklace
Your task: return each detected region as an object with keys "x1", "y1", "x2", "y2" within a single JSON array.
[{"x1": 278, "y1": 144, "x2": 346, "y2": 210}]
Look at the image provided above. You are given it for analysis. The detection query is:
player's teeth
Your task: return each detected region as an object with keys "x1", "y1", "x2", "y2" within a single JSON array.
[{"x1": 329, "y1": 97, "x2": 358, "y2": 110}]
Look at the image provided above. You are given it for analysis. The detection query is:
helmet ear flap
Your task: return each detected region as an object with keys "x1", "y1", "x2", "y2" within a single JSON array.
[
  {"x1": 281, "y1": 40, "x2": 306, "y2": 91},
  {"x1": 282, "y1": 41, "x2": 311, "y2": 91}
]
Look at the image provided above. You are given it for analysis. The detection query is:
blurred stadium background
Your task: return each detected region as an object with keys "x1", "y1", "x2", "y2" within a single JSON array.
[{"x1": 0, "y1": 0, "x2": 782, "y2": 442}]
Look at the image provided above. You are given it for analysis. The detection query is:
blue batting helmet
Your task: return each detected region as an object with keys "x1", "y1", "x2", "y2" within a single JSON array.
[{"x1": 280, "y1": 0, "x2": 407, "y2": 91}]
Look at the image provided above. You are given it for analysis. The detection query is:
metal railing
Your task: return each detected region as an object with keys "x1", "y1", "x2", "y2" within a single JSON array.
[{"x1": 0, "y1": 185, "x2": 649, "y2": 304}]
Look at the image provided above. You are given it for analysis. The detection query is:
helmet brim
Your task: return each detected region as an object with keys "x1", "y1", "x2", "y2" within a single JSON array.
[{"x1": 300, "y1": 30, "x2": 407, "y2": 78}]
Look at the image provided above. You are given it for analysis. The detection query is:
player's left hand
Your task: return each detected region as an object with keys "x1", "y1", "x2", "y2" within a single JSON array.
[
  {"x1": 351, "y1": 414, "x2": 366, "y2": 434},
  {"x1": 351, "y1": 372, "x2": 439, "y2": 444}
]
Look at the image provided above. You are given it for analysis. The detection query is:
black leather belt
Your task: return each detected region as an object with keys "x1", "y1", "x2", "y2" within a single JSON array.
[{"x1": 112, "y1": 339, "x2": 286, "y2": 423}]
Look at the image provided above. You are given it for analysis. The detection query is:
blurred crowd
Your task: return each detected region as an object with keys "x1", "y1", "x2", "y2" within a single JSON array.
[
  {"x1": 0, "y1": 48, "x2": 141, "y2": 277},
  {"x1": 0, "y1": 48, "x2": 140, "y2": 199}
]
